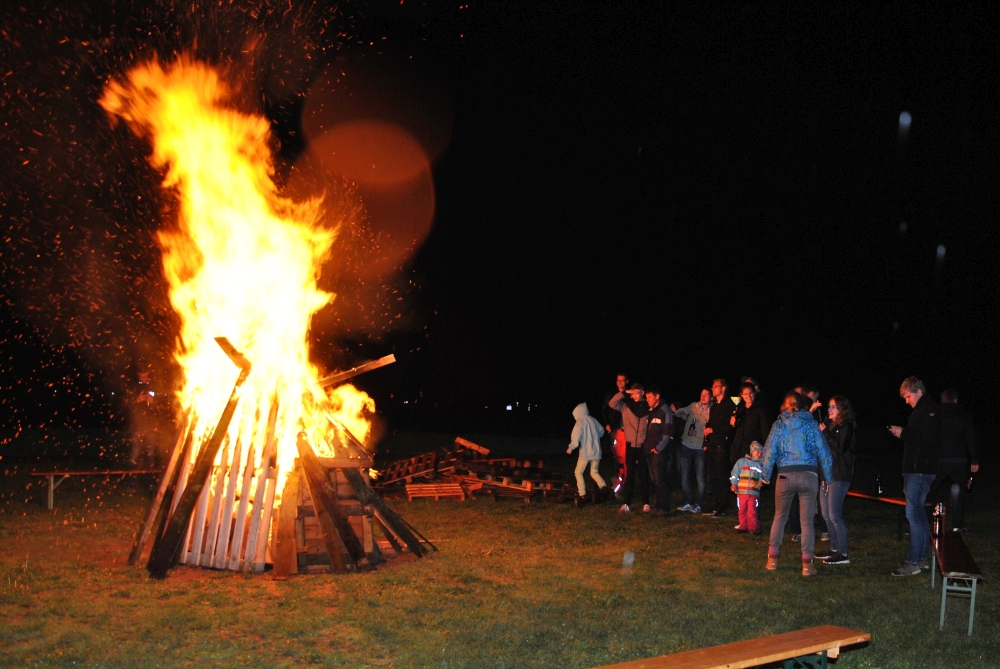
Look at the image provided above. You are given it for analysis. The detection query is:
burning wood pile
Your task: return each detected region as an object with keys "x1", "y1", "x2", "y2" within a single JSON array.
[
  {"x1": 98, "y1": 59, "x2": 430, "y2": 578},
  {"x1": 374, "y1": 437, "x2": 575, "y2": 504}
]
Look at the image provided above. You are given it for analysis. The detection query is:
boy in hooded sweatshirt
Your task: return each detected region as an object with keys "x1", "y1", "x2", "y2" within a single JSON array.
[
  {"x1": 567, "y1": 402, "x2": 608, "y2": 499},
  {"x1": 730, "y1": 441, "x2": 765, "y2": 533}
]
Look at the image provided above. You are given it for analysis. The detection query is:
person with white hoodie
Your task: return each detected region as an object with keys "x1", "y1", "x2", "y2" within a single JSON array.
[{"x1": 567, "y1": 402, "x2": 608, "y2": 500}]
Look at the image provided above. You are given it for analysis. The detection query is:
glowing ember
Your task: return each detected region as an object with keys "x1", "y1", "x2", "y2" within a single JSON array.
[{"x1": 99, "y1": 57, "x2": 374, "y2": 500}]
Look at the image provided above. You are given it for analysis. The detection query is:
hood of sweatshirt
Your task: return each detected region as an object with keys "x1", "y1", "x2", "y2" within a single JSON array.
[
  {"x1": 776, "y1": 410, "x2": 815, "y2": 431},
  {"x1": 572, "y1": 402, "x2": 590, "y2": 421}
]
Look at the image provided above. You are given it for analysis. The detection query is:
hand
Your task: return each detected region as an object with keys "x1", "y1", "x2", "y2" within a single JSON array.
[
  {"x1": 703, "y1": 427, "x2": 713, "y2": 436},
  {"x1": 670, "y1": 403, "x2": 676, "y2": 412},
  {"x1": 762, "y1": 480, "x2": 769, "y2": 486},
  {"x1": 566, "y1": 449, "x2": 572, "y2": 455},
  {"x1": 888, "y1": 426, "x2": 903, "y2": 438},
  {"x1": 605, "y1": 425, "x2": 611, "y2": 432},
  {"x1": 810, "y1": 401, "x2": 822, "y2": 412},
  {"x1": 971, "y1": 464, "x2": 980, "y2": 473},
  {"x1": 730, "y1": 416, "x2": 736, "y2": 426},
  {"x1": 730, "y1": 485, "x2": 736, "y2": 493},
  {"x1": 819, "y1": 423, "x2": 826, "y2": 432}
]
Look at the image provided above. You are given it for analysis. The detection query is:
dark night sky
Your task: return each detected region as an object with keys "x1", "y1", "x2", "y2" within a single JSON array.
[{"x1": 2, "y1": 2, "x2": 998, "y2": 448}]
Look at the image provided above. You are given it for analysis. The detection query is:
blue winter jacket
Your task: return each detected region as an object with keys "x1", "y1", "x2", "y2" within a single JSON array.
[
  {"x1": 761, "y1": 410, "x2": 833, "y2": 482},
  {"x1": 568, "y1": 403, "x2": 605, "y2": 461}
]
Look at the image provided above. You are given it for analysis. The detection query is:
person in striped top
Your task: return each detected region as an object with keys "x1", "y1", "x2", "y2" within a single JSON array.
[{"x1": 730, "y1": 441, "x2": 765, "y2": 534}]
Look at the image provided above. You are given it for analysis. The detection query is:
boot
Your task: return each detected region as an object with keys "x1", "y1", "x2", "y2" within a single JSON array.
[
  {"x1": 766, "y1": 556, "x2": 779, "y2": 571},
  {"x1": 802, "y1": 560, "x2": 817, "y2": 577}
]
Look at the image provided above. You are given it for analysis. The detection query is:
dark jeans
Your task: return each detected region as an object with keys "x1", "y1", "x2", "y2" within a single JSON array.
[
  {"x1": 621, "y1": 447, "x2": 650, "y2": 507},
  {"x1": 903, "y1": 473, "x2": 936, "y2": 565},
  {"x1": 819, "y1": 480, "x2": 850, "y2": 555},
  {"x1": 768, "y1": 471, "x2": 819, "y2": 559},
  {"x1": 929, "y1": 462, "x2": 970, "y2": 529},
  {"x1": 706, "y1": 445, "x2": 730, "y2": 513},
  {"x1": 652, "y1": 447, "x2": 675, "y2": 510},
  {"x1": 679, "y1": 446, "x2": 706, "y2": 506}
]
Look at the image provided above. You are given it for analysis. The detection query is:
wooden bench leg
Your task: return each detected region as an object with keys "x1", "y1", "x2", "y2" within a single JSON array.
[
  {"x1": 939, "y1": 576, "x2": 949, "y2": 630},
  {"x1": 47, "y1": 475, "x2": 70, "y2": 510}
]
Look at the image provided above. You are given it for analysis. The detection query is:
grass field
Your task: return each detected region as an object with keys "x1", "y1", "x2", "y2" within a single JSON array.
[{"x1": 1, "y1": 434, "x2": 997, "y2": 668}]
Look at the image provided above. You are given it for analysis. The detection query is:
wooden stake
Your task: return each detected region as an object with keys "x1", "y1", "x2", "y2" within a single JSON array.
[
  {"x1": 200, "y1": 437, "x2": 230, "y2": 566},
  {"x1": 128, "y1": 413, "x2": 191, "y2": 565},
  {"x1": 227, "y1": 439, "x2": 256, "y2": 571},
  {"x1": 343, "y1": 468, "x2": 428, "y2": 557},
  {"x1": 318, "y1": 354, "x2": 395, "y2": 388},
  {"x1": 147, "y1": 428, "x2": 196, "y2": 566},
  {"x1": 242, "y1": 400, "x2": 278, "y2": 572},
  {"x1": 251, "y1": 467, "x2": 277, "y2": 572},
  {"x1": 212, "y1": 435, "x2": 242, "y2": 569}
]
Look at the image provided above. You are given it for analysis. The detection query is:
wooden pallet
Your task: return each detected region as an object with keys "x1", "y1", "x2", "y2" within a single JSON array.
[{"x1": 405, "y1": 483, "x2": 466, "y2": 502}]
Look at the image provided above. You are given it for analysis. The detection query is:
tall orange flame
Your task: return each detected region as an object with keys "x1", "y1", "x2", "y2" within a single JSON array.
[{"x1": 100, "y1": 57, "x2": 374, "y2": 499}]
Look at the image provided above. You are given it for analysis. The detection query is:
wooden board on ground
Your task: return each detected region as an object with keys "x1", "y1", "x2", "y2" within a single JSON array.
[
  {"x1": 590, "y1": 625, "x2": 869, "y2": 669},
  {"x1": 406, "y1": 483, "x2": 466, "y2": 502}
]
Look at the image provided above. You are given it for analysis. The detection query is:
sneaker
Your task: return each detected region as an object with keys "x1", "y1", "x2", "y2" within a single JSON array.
[
  {"x1": 820, "y1": 532, "x2": 830, "y2": 541},
  {"x1": 618, "y1": 504, "x2": 631, "y2": 514},
  {"x1": 690, "y1": 505, "x2": 702, "y2": 514},
  {"x1": 711, "y1": 510, "x2": 727, "y2": 518},
  {"x1": 677, "y1": 503, "x2": 693, "y2": 512},
  {"x1": 825, "y1": 553, "x2": 850, "y2": 565},
  {"x1": 892, "y1": 561, "x2": 921, "y2": 576},
  {"x1": 802, "y1": 560, "x2": 817, "y2": 577},
  {"x1": 916, "y1": 558, "x2": 930, "y2": 570},
  {"x1": 642, "y1": 504, "x2": 651, "y2": 513},
  {"x1": 766, "y1": 556, "x2": 779, "y2": 571},
  {"x1": 791, "y1": 534, "x2": 801, "y2": 542},
  {"x1": 952, "y1": 527, "x2": 968, "y2": 533},
  {"x1": 814, "y1": 549, "x2": 834, "y2": 560}
]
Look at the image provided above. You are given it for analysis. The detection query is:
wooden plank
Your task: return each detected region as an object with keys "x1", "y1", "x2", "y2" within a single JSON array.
[
  {"x1": 242, "y1": 400, "x2": 278, "y2": 572},
  {"x1": 212, "y1": 435, "x2": 243, "y2": 569},
  {"x1": 273, "y1": 467, "x2": 301, "y2": 580},
  {"x1": 128, "y1": 415, "x2": 191, "y2": 565},
  {"x1": 590, "y1": 625, "x2": 870, "y2": 669},
  {"x1": 454, "y1": 437, "x2": 490, "y2": 456},
  {"x1": 934, "y1": 532, "x2": 982, "y2": 580},
  {"x1": 226, "y1": 440, "x2": 256, "y2": 571},
  {"x1": 316, "y1": 456, "x2": 374, "y2": 469},
  {"x1": 296, "y1": 433, "x2": 370, "y2": 572},
  {"x1": 318, "y1": 354, "x2": 396, "y2": 388},
  {"x1": 200, "y1": 438, "x2": 230, "y2": 566},
  {"x1": 342, "y1": 467, "x2": 428, "y2": 557},
  {"x1": 251, "y1": 467, "x2": 278, "y2": 572}
]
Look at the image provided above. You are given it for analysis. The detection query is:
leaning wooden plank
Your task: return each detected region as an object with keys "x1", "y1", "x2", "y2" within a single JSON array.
[
  {"x1": 148, "y1": 429, "x2": 197, "y2": 566},
  {"x1": 128, "y1": 414, "x2": 191, "y2": 565},
  {"x1": 374, "y1": 513, "x2": 405, "y2": 554},
  {"x1": 226, "y1": 440, "x2": 257, "y2": 571},
  {"x1": 343, "y1": 467, "x2": 428, "y2": 558},
  {"x1": 200, "y1": 438, "x2": 230, "y2": 566},
  {"x1": 251, "y1": 467, "x2": 278, "y2": 572},
  {"x1": 318, "y1": 354, "x2": 396, "y2": 388},
  {"x1": 242, "y1": 400, "x2": 278, "y2": 572},
  {"x1": 454, "y1": 436, "x2": 490, "y2": 457},
  {"x1": 296, "y1": 433, "x2": 369, "y2": 572},
  {"x1": 182, "y1": 473, "x2": 213, "y2": 565},
  {"x1": 212, "y1": 435, "x2": 243, "y2": 569},
  {"x1": 272, "y1": 467, "x2": 301, "y2": 580},
  {"x1": 590, "y1": 625, "x2": 870, "y2": 669},
  {"x1": 147, "y1": 346, "x2": 251, "y2": 580}
]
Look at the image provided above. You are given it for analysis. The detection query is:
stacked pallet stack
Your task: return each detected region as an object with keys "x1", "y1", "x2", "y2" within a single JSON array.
[{"x1": 374, "y1": 437, "x2": 574, "y2": 503}]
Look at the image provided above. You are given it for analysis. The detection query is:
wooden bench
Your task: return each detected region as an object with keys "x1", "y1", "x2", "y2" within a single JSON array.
[
  {"x1": 846, "y1": 490, "x2": 934, "y2": 541},
  {"x1": 929, "y1": 531, "x2": 983, "y2": 635},
  {"x1": 591, "y1": 625, "x2": 869, "y2": 669},
  {"x1": 405, "y1": 483, "x2": 466, "y2": 502},
  {"x1": 31, "y1": 469, "x2": 163, "y2": 510}
]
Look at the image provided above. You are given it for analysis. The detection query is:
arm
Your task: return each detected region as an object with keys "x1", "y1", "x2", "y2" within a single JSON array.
[
  {"x1": 673, "y1": 403, "x2": 691, "y2": 421},
  {"x1": 608, "y1": 392, "x2": 627, "y2": 413},
  {"x1": 812, "y1": 423, "x2": 834, "y2": 481},
  {"x1": 567, "y1": 423, "x2": 581, "y2": 454},
  {"x1": 760, "y1": 423, "x2": 779, "y2": 483},
  {"x1": 729, "y1": 460, "x2": 741, "y2": 485}
]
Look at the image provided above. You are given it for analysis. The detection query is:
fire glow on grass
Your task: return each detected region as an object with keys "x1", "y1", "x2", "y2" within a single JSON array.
[{"x1": 100, "y1": 57, "x2": 374, "y2": 500}]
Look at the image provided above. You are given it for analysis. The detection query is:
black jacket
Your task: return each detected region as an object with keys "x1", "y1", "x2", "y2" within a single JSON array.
[
  {"x1": 705, "y1": 398, "x2": 736, "y2": 449},
  {"x1": 822, "y1": 420, "x2": 857, "y2": 482},
  {"x1": 730, "y1": 402, "x2": 773, "y2": 463},
  {"x1": 938, "y1": 403, "x2": 979, "y2": 465},
  {"x1": 643, "y1": 403, "x2": 673, "y2": 453},
  {"x1": 602, "y1": 389, "x2": 624, "y2": 431},
  {"x1": 901, "y1": 394, "x2": 941, "y2": 475}
]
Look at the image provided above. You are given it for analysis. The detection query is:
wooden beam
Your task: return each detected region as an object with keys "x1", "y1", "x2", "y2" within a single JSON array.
[
  {"x1": 318, "y1": 354, "x2": 395, "y2": 388},
  {"x1": 342, "y1": 467, "x2": 429, "y2": 557},
  {"x1": 272, "y1": 466, "x2": 301, "y2": 580}
]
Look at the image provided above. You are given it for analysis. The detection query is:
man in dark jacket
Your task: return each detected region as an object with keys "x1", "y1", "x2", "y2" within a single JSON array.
[
  {"x1": 609, "y1": 383, "x2": 650, "y2": 513},
  {"x1": 643, "y1": 385, "x2": 674, "y2": 517},
  {"x1": 704, "y1": 378, "x2": 737, "y2": 517},
  {"x1": 930, "y1": 389, "x2": 980, "y2": 532},
  {"x1": 889, "y1": 376, "x2": 942, "y2": 576}
]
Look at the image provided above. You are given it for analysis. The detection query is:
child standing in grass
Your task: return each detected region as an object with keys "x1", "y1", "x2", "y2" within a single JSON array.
[
  {"x1": 567, "y1": 402, "x2": 608, "y2": 500},
  {"x1": 730, "y1": 441, "x2": 765, "y2": 533}
]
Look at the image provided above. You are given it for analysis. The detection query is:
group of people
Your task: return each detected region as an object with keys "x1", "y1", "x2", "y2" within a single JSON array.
[{"x1": 565, "y1": 373, "x2": 979, "y2": 578}]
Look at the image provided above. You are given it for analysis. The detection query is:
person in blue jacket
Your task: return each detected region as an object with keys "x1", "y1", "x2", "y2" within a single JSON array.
[
  {"x1": 761, "y1": 391, "x2": 834, "y2": 577},
  {"x1": 567, "y1": 402, "x2": 608, "y2": 500}
]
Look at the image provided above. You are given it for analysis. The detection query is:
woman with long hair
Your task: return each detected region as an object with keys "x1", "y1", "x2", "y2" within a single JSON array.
[
  {"x1": 761, "y1": 391, "x2": 834, "y2": 577},
  {"x1": 816, "y1": 395, "x2": 858, "y2": 565}
]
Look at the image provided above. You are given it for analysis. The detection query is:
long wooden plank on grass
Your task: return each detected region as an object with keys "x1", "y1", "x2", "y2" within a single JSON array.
[
  {"x1": 272, "y1": 467, "x2": 301, "y2": 579},
  {"x1": 128, "y1": 414, "x2": 191, "y2": 565},
  {"x1": 147, "y1": 367, "x2": 248, "y2": 579},
  {"x1": 241, "y1": 400, "x2": 278, "y2": 572},
  {"x1": 212, "y1": 435, "x2": 242, "y2": 569},
  {"x1": 296, "y1": 433, "x2": 370, "y2": 572}
]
